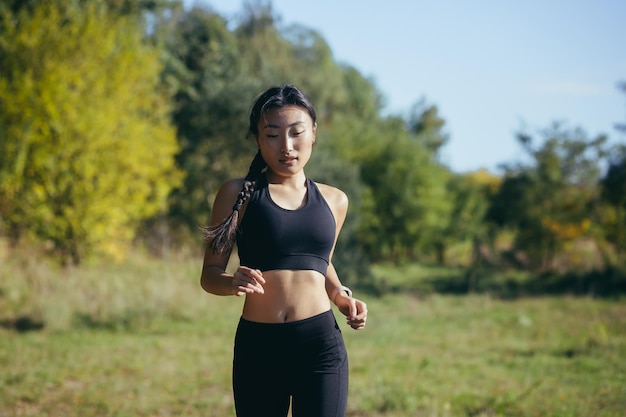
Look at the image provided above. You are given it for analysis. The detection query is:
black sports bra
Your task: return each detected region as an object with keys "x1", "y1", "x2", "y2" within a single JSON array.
[{"x1": 236, "y1": 176, "x2": 336, "y2": 276}]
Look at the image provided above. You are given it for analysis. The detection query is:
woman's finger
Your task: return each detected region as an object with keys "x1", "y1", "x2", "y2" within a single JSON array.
[{"x1": 234, "y1": 268, "x2": 265, "y2": 294}]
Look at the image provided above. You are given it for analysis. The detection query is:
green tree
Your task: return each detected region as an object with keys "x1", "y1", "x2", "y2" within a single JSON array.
[
  {"x1": 599, "y1": 144, "x2": 626, "y2": 264},
  {"x1": 159, "y1": 6, "x2": 254, "y2": 232},
  {"x1": 405, "y1": 99, "x2": 456, "y2": 263},
  {"x1": 407, "y1": 98, "x2": 449, "y2": 156},
  {"x1": 443, "y1": 170, "x2": 499, "y2": 264},
  {"x1": 0, "y1": 1, "x2": 181, "y2": 264},
  {"x1": 487, "y1": 123, "x2": 606, "y2": 271},
  {"x1": 351, "y1": 116, "x2": 452, "y2": 261},
  {"x1": 598, "y1": 81, "x2": 626, "y2": 263}
]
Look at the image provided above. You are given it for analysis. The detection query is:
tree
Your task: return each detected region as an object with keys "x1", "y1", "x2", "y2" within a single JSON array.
[
  {"x1": 158, "y1": 6, "x2": 255, "y2": 232},
  {"x1": 599, "y1": 145, "x2": 626, "y2": 263},
  {"x1": 487, "y1": 123, "x2": 606, "y2": 271},
  {"x1": 0, "y1": 1, "x2": 181, "y2": 264},
  {"x1": 442, "y1": 170, "x2": 499, "y2": 265},
  {"x1": 598, "y1": 81, "x2": 626, "y2": 263},
  {"x1": 407, "y1": 98, "x2": 449, "y2": 156},
  {"x1": 350, "y1": 116, "x2": 452, "y2": 261}
]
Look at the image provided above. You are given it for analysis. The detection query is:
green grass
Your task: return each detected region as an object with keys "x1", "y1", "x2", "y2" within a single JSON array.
[{"x1": 1, "y1": 251, "x2": 625, "y2": 416}]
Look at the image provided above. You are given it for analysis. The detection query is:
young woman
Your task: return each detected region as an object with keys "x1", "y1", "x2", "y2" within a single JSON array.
[{"x1": 200, "y1": 84, "x2": 368, "y2": 417}]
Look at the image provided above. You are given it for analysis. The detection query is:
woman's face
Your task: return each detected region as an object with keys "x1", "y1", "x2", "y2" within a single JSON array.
[{"x1": 256, "y1": 105, "x2": 317, "y2": 180}]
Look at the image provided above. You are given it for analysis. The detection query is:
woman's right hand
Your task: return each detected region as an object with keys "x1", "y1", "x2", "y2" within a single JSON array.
[{"x1": 233, "y1": 266, "x2": 265, "y2": 296}]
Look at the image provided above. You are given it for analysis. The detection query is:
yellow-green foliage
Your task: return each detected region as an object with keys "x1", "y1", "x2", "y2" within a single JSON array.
[{"x1": 0, "y1": 2, "x2": 182, "y2": 263}]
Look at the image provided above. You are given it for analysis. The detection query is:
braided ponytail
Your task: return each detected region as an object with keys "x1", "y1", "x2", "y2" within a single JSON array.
[
  {"x1": 203, "y1": 151, "x2": 266, "y2": 254},
  {"x1": 202, "y1": 84, "x2": 316, "y2": 254}
]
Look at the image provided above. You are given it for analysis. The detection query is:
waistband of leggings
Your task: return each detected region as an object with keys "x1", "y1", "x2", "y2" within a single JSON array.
[{"x1": 237, "y1": 309, "x2": 335, "y2": 332}]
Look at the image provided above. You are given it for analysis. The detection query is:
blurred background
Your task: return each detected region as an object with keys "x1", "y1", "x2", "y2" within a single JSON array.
[
  {"x1": 1, "y1": 1, "x2": 626, "y2": 416},
  {"x1": 1, "y1": 0, "x2": 624, "y2": 282},
  {"x1": 186, "y1": 0, "x2": 626, "y2": 173}
]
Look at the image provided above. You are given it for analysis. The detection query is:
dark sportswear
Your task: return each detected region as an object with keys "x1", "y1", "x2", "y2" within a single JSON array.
[
  {"x1": 236, "y1": 176, "x2": 336, "y2": 276},
  {"x1": 233, "y1": 310, "x2": 348, "y2": 417},
  {"x1": 232, "y1": 176, "x2": 348, "y2": 416}
]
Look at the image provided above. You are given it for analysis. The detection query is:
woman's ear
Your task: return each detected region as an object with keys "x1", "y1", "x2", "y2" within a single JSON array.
[{"x1": 312, "y1": 122, "x2": 317, "y2": 144}]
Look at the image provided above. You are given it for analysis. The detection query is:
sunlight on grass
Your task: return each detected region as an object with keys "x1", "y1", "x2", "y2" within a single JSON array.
[{"x1": 1, "y1": 252, "x2": 625, "y2": 416}]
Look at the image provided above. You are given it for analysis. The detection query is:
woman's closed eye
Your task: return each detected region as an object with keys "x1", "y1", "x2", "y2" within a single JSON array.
[{"x1": 265, "y1": 131, "x2": 304, "y2": 139}]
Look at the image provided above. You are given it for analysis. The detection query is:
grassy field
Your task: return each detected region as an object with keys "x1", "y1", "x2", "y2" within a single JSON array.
[{"x1": 1, "y1": 251, "x2": 625, "y2": 417}]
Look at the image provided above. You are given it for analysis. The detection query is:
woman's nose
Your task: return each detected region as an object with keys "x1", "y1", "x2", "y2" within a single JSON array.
[{"x1": 281, "y1": 137, "x2": 293, "y2": 153}]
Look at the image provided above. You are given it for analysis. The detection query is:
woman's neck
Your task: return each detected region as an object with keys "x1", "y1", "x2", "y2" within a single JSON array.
[{"x1": 265, "y1": 170, "x2": 307, "y2": 187}]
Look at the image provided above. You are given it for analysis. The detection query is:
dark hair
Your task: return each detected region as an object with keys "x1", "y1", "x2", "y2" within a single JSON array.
[{"x1": 204, "y1": 84, "x2": 317, "y2": 254}]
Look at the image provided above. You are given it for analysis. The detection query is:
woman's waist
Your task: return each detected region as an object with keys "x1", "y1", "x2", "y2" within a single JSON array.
[
  {"x1": 239, "y1": 309, "x2": 335, "y2": 330},
  {"x1": 241, "y1": 272, "x2": 330, "y2": 323},
  {"x1": 235, "y1": 310, "x2": 340, "y2": 348}
]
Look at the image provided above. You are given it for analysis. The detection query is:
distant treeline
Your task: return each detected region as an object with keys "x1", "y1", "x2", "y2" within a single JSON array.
[{"x1": 1, "y1": 0, "x2": 625, "y2": 285}]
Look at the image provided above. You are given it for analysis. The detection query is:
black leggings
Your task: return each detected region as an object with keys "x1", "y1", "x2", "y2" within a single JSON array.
[{"x1": 232, "y1": 310, "x2": 349, "y2": 417}]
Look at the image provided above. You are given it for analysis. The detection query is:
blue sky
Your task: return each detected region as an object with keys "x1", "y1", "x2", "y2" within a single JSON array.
[{"x1": 183, "y1": 0, "x2": 626, "y2": 173}]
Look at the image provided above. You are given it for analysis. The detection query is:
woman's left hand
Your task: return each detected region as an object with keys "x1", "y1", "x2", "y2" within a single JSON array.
[{"x1": 335, "y1": 294, "x2": 367, "y2": 330}]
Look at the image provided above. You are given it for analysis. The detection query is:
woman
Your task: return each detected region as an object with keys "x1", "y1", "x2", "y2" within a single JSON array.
[{"x1": 200, "y1": 84, "x2": 368, "y2": 417}]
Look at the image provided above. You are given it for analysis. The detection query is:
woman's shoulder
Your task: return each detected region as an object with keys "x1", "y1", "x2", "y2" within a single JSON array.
[
  {"x1": 217, "y1": 177, "x2": 245, "y2": 194},
  {"x1": 212, "y1": 177, "x2": 245, "y2": 207},
  {"x1": 313, "y1": 181, "x2": 348, "y2": 211}
]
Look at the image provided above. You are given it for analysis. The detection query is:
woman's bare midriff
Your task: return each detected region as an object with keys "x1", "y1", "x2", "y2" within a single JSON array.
[{"x1": 241, "y1": 269, "x2": 331, "y2": 323}]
